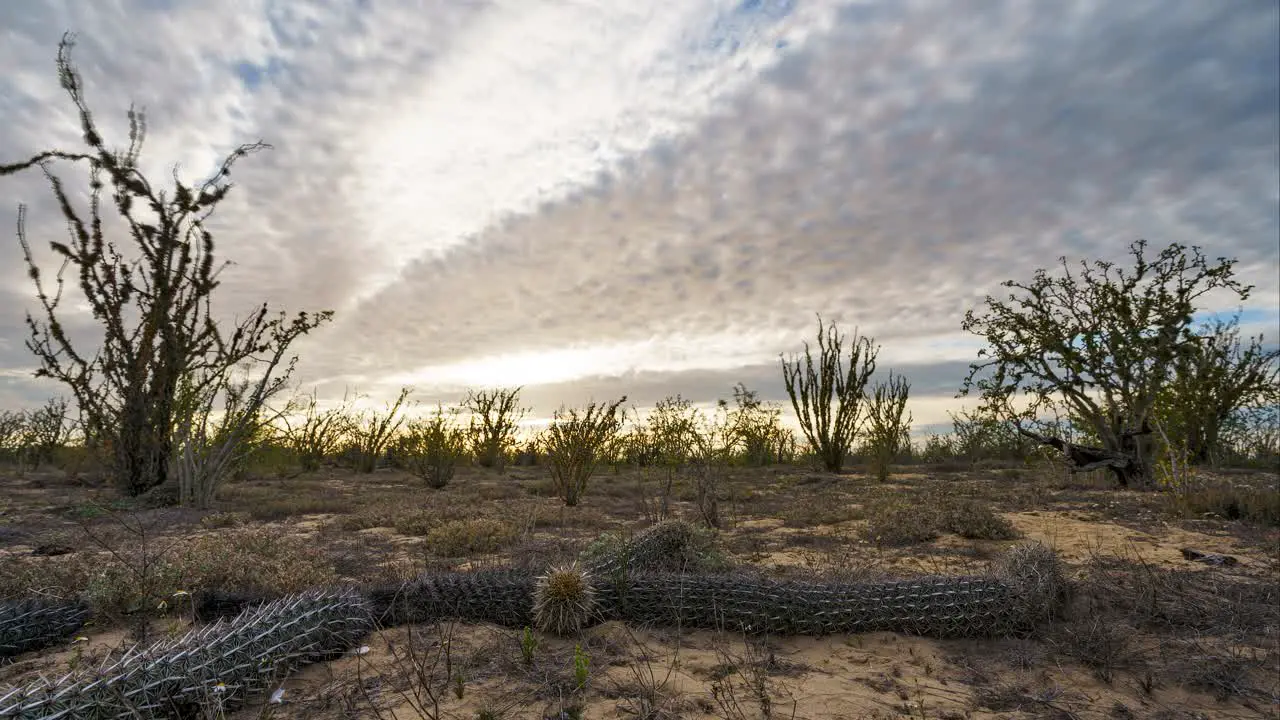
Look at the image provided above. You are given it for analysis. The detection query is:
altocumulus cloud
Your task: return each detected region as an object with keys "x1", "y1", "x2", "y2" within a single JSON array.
[{"x1": 1, "y1": 0, "x2": 1276, "y2": 435}]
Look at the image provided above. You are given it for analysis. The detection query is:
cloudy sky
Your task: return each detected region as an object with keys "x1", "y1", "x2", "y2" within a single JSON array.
[{"x1": 1, "y1": 0, "x2": 1277, "y2": 436}]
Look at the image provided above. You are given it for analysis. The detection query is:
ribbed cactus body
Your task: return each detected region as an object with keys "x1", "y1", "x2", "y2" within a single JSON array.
[
  {"x1": 0, "y1": 588, "x2": 371, "y2": 719},
  {"x1": 584, "y1": 520, "x2": 699, "y2": 577},
  {"x1": 0, "y1": 599, "x2": 92, "y2": 659},
  {"x1": 367, "y1": 569, "x2": 534, "y2": 629},
  {"x1": 593, "y1": 573, "x2": 1029, "y2": 637}
]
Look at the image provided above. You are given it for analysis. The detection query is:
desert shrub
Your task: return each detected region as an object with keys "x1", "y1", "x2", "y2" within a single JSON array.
[
  {"x1": 937, "y1": 498, "x2": 1022, "y2": 540},
  {"x1": 425, "y1": 518, "x2": 519, "y2": 556},
  {"x1": 85, "y1": 557, "x2": 186, "y2": 620},
  {"x1": 1051, "y1": 617, "x2": 1139, "y2": 684},
  {"x1": 544, "y1": 397, "x2": 628, "y2": 506},
  {"x1": 401, "y1": 404, "x2": 469, "y2": 488},
  {"x1": 860, "y1": 497, "x2": 939, "y2": 546},
  {"x1": 947, "y1": 407, "x2": 1032, "y2": 465},
  {"x1": 864, "y1": 373, "x2": 913, "y2": 481},
  {"x1": 13, "y1": 397, "x2": 73, "y2": 471},
  {"x1": 344, "y1": 387, "x2": 412, "y2": 473},
  {"x1": 917, "y1": 434, "x2": 958, "y2": 464},
  {"x1": 1166, "y1": 479, "x2": 1280, "y2": 525},
  {"x1": 0, "y1": 409, "x2": 26, "y2": 465},
  {"x1": 466, "y1": 387, "x2": 528, "y2": 470},
  {"x1": 178, "y1": 527, "x2": 335, "y2": 595},
  {"x1": 724, "y1": 383, "x2": 793, "y2": 467},
  {"x1": 689, "y1": 402, "x2": 737, "y2": 528},
  {"x1": 277, "y1": 388, "x2": 352, "y2": 471}
]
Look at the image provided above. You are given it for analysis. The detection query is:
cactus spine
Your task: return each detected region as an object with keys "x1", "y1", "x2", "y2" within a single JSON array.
[
  {"x1": 0, "y1": 599, "x2": 92, "y2": 660},
  {"x1": 0, "y1": 588, "x2": 371, "y2": 719}
]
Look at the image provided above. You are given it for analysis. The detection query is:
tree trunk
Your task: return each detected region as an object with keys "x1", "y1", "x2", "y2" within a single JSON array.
[
  {"x1": 820, "y1": 441, "x2": 844, "y2": 473},
  {"x1": 1015, "y1": 422, "x2": 1156, "y2": 489}
]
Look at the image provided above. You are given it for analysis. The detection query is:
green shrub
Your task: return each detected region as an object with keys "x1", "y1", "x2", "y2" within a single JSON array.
[{"x1": 544, "y1": 398, "x2": 628, "y2": 506}]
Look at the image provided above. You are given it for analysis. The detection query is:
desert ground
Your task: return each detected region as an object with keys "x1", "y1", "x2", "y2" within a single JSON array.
[{"x1": 0, "y1": 456, "x2": 1276, "y2": 719}]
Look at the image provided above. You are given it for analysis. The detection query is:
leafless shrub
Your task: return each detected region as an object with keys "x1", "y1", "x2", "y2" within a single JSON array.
[
  {"x1": 171, "y1": 359, "x2": 295, "y2": 508},
  {"x1": 11, "y1": 397, "x2": 73, "y2": 471},
  {"x1": 344, "y1": 387, "x2": 412, "y2": 473},
  {"x1": 781, "y1": 315, "x2": 877, "y2": 473},
  {"x1": 865, "y1": 371, "x2": 912, "y2": 481},
  {"x1": 689, "y1": 402, "x2": 736, "y2": 528},
  {"x1": 277, "y1": 387, "x2": 353, "y2": 471}
]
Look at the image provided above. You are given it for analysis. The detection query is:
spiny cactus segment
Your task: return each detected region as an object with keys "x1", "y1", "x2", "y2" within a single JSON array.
[
  {"x1": 582, "y1": 519, "x2": 702, "y2": 577},
  {"x1": 0, "y1": 599, "x2": 92, "y2": 660},
  {"x1": 0, "y1": 587, "x2": 371, "y2": 719},
  {"x1": 366, "y1": 568, "x2": 534, "y2": 629}
]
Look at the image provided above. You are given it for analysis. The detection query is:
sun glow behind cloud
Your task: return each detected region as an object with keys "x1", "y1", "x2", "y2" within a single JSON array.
[{"x1": 0, "y1": 0, "x2": 1274, "y2": 435}]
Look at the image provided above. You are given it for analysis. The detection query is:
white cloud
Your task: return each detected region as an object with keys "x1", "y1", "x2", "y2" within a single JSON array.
[{"x1": 0, "y1": 0, "x2": 1275, "y2": 434}]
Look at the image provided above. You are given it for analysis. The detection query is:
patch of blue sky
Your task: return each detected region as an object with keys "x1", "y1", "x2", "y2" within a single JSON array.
[
  {"x1": 1192, "y1": 306, "x2": 1277, "y2": 327},
  {"x1": 234, "y1": 57, "x2": 289, "y2": 92},
  {"x1": 698, "y1": 0, "x2": 796, "y2": 58}
]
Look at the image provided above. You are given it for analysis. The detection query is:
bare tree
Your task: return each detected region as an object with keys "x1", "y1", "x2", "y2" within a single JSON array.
[
  {"x1": 960, "y1": 239, "x2": 1252, "y2": 488},
  {"x1": 780, "y1": 315, "x2": 878, "y2": 473},
  {"x1": 0, "y1": 34, "x2": 331, "y2": 497}
]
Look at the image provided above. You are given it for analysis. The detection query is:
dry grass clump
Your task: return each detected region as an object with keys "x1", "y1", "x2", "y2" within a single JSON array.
[
  {"x1": 860, "y1": 492, "x2": 1021, "y2": 546},
  {"x1": 860, "y1": 497, "x2": 940, "y2": 546},
  {"x1": 425, "y1": 518, "x2": 520, "y2": 557},
  {"x1": 0, "y1": 526, "x2": 335, "y2": 623},
  {"x1": 1166, "y1": 477, "x2": 1280, "y2": 526},
  {"x1": 938, "y1": 497, "x2": 1022, "y2": 540}
]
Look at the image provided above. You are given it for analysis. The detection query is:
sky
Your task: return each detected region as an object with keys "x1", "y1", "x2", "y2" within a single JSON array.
[{"x1": 0, "y1": 0, "x2": 1277, "y2": 438}]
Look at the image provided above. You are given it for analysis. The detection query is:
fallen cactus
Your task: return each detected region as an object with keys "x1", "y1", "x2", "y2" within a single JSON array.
[{"x1": 0, "y1": 587, "x2": 371, "y2": 719}]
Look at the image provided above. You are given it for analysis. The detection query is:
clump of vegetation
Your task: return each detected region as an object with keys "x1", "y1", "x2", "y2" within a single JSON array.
[
  {"x1": 781, "y1": 315, "x2": 878, "y2": 473},
  {"x1": 465, "y1": 387, "x2": 528, "y2": 470},
  {"x1": 425, "y1": 518, "x2": 519, "y2": 556},
  {"x1": 277, "y1": 389, "x2": 352, "y2": 471},
  {"x1": 860, "y1": 497, "x2": 940, "y2": 546},
  {"x1": 724, "y1": 383, "x2": 795, "y2": 467},
  {"x1": 864, "y1": 372, "x2": 913, "y2": 481},
  {"x1": 860, "y1": 493, "x2": 1020, "y2": 545},
  {"x1": 400, "y1": 403, "x2": 470, "y2": 488},
  {"x1": 343, "y1": 387, "x2": 412, "y2": 473},
  {"x1": 961, "y1": 239, "x2": 1270, "y2": 488},
  {"x1": 1164, "y1": 477, "x2": 1280, "y2": 525},
  {"x1": 937, "y1": 497, "x2": 1022, "y2": 540},
  {"x1": 543, "y1": 397, "x2": 628, "y2": 506}
]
